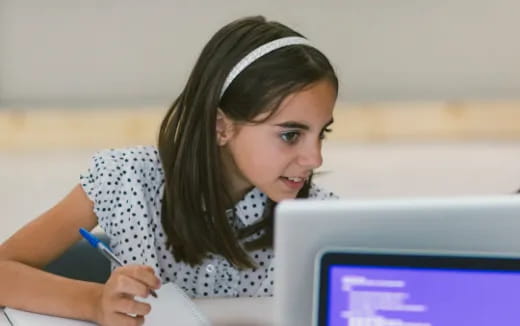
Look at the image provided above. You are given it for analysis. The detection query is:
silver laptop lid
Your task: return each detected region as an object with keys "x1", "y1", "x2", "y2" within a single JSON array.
[{"x1": 274, "y1": 195, "x2": 520, "y2": 326}]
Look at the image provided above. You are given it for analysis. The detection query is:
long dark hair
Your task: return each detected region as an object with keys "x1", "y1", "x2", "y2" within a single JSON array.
[{"x1": 158, "y1": 16, "x2": 338, "y2": 269}]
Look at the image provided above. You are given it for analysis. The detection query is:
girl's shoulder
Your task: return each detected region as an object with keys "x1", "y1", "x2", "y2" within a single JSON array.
[
  {"x1": 79, "y1": 145, "x2": 164, "y2": 209},
  {"x1": 308, "y1": 182, "x2": 339, "y2": 200},
  {"x1": 81, "y1": 145, "x2": 163, "y2": 180},
  {"x1": 80, "y1": 146, "x2": 165, "y2": 238},
  {"x1": 87, "y1": 145, "x2": 161, "y2": 168}
]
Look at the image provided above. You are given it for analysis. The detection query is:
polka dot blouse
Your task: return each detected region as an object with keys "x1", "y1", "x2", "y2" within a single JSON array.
[{"x1": 80, "y1": 146, "x2": 338, "y2": 298}]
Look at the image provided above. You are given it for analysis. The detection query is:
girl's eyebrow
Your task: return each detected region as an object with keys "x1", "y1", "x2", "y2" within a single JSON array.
[{"x1": 274, "y1": 118, "x2": 334, "y2": 130}]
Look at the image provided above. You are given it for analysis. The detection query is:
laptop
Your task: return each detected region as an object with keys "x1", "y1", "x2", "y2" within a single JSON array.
[
  {"x1": 273, "y1": 195, "x2": 520, "y2": 326},
  {"x1": 313, "y1": 247, "x2": 520, "y2": 326}
]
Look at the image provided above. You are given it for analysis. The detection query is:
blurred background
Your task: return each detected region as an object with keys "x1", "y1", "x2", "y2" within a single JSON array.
[{"x1": 1, "y1": 0, "x2": 520, "y2": 242}]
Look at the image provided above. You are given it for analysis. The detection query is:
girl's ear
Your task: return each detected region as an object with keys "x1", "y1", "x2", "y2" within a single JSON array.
[{"x1": 216, "y1": 109, "x2": 235, "y2": 146}]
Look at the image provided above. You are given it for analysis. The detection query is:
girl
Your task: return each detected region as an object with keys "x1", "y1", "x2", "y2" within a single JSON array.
[{"x1": 0, "y1": 15, "x2": 338, "y2": 325}]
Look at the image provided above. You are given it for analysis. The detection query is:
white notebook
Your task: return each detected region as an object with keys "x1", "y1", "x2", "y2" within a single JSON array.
[{"x1": 4, "y1": 283, "x2": 210, "y2": 325}]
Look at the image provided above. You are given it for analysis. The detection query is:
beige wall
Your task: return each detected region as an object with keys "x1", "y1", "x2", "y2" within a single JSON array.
[{"x1": 1, "y1": 0, "x2": 520, "y2": 107}]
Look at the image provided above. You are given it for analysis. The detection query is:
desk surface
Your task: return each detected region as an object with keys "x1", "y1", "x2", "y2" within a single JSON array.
[
  {"x1": 1, "y1": 297, "x2": 273, "y2": 326},
  {"x1": 0, "y1": 309, "x2": 11, "y2": 326}
]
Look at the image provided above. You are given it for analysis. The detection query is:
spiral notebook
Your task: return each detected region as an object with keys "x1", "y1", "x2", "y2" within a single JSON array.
[{"x1": 4, "y1": 283, "x2": 210, "y2": 325}]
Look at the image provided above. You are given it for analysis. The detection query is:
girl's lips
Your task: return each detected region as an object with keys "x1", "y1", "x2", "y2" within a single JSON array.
[{"x1": 280, "y1": 176, "x2": 305, "y2": 190}]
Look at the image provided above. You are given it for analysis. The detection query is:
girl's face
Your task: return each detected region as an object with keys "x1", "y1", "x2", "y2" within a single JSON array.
[{"x1": 219, "y1": 79, "x2": 337, "y2": 202}]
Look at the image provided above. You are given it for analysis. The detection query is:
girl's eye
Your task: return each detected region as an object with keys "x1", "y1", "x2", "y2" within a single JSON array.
[
  {"x1": 320, "y1": 128, "x2": 333, "y2": 140},
  {"x1": 280, "y1": 131, "x2": 300, "y2": 144}
]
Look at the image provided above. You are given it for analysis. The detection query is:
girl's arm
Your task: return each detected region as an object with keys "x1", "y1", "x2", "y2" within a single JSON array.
[
  {"x1": 0, "y1": 184, "x2": 102, "y2": 321},
  {"x1": 0, "y1": 185, "x2": 160, "y2": 325}
]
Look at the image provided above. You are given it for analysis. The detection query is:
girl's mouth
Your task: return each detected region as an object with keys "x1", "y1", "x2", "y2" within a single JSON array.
[{"x1": 280, "y1": 176, "x2": 305, "y2": 190}]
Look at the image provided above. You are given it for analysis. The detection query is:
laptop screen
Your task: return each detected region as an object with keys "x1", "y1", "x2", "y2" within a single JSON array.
[{"x1": 316, "y1": 250, "x2": 520, "y2": 326}]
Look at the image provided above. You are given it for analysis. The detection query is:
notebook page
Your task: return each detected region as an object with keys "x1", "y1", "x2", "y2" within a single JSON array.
[{"x1": 139, "y1": 282, "x2": 211, "y2": 326}]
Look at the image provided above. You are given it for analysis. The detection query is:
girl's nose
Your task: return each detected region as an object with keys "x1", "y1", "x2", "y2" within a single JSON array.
[{"x1": 298, "y1": 141, "x2": 323, "y2": 169}]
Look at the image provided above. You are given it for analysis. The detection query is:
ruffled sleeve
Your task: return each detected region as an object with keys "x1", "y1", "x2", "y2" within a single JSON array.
[{"x1": 79, "y1": 148, "x2": 124, "y2": 237}]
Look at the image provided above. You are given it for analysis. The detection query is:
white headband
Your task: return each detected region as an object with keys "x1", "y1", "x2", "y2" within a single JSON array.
[{"x1": 220, "y1": 36, "x2": 311, "y2": 98}]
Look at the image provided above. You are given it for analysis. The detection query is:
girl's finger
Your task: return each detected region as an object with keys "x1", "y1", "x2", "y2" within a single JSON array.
[
  {"x1": 127, "y1": 265, "x2": 161, "y2": 290},
  {"x1": 113, "y1": 274, "x2": 150, "y2": 298},
  {"x1": 113, "y1": 296, "x2": 152, "y2": 316},
  {"x1": 110, "y1": 313, "x2": 145, "y2": 326}
]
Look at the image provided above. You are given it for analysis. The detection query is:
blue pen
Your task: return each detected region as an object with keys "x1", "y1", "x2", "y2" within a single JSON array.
[{"x1": 79, "y1": 228, "x2": 158, "y2": 298}]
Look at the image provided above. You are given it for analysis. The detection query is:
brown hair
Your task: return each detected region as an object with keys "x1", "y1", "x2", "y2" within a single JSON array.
[{"x1": 158, "y1": 16, "x2": 338, "y2": 269}]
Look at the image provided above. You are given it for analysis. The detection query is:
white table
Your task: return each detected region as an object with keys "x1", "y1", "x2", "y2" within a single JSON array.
[
  {"x1": 0, "y1": 297, "x2": 274, "y2": 326},
  {"x1": 0, "y1": 309, "x2": 11, "y2": 326},
  {"x1": 195, "y1": 297, "x2": 273, "y2": 326}
]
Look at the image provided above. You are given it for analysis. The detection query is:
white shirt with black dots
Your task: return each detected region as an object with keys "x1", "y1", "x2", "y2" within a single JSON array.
[{"x1": 80, "y1": 146, "x2": 338, "y2": 298}]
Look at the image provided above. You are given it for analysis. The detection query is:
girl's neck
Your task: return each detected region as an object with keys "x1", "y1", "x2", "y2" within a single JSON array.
[
  {"x1": 230, "y1": 184, "x2": 255, "y2": 204},
  {"x1": 220, "y1": 149, "x2": 255, "y2": 204}
]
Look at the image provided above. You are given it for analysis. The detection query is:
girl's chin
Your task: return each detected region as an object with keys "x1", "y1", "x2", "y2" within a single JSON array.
[{"x1": 264, "y1": 189, "x2": 299, "y2": 203}]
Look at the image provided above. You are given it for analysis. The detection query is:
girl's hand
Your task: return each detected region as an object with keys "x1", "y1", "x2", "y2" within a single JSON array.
[{"x1": 94, "y1": 265, "x2": 161, "y2": 326}]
